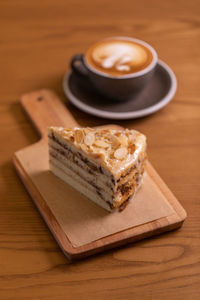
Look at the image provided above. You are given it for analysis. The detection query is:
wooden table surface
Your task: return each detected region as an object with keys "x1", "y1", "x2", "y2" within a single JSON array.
[{"x1": 0, "y1": 0, "x2": 200, "y2": 299}]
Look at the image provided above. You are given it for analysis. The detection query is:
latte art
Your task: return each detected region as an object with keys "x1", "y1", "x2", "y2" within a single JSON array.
[
  {"x1": 93, "y1": 43, "x2": 147, "y2": 72},
  {"x1": 86, "y1": 39, "x2": 153, "y2": 77}
]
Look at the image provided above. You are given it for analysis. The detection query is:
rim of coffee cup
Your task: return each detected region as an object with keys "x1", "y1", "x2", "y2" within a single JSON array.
[{"x1": 84, "y1": 36, "x2": 158, "y2": 79}]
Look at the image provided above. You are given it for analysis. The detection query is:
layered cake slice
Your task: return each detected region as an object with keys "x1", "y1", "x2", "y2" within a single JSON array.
[{"x1": 48, "y1": 127, "x2": 147, "y2": 212}]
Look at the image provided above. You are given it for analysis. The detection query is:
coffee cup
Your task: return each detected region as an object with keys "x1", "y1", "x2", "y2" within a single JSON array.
[{"x1": 70, "y1": 37, "x2": 158, "y2": 100}]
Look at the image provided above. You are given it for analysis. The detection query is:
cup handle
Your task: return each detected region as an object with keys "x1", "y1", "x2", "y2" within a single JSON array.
[{"x1": 70, "y1": 54, "x2": 89, "y2": 78}]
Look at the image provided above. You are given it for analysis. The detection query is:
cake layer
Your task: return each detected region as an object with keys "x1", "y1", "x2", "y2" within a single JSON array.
[
  {"x1": 114, "y1": 171, "x2": 143, "y2": 206},
  {"x1": 50, "y1": 149, "x2": 142, "y2": 204},
  {"x1": 49, "y1": 153, "x2": 113, "y2": 204},
  {"x1": 49, "y1": 161, "x2": 113, "y2": 212},
  {"x1": 49, "y1": 143, "x2": 144, "y2": 205},
  {"x1": 49, "y1": 138, "x2": 113, "y2": 190},
  {"x1": 49, "y1": 160, "x2": 141, "y2": 212}
]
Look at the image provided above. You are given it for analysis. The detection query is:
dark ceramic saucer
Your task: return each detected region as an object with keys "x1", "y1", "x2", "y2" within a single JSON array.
[{"x1": 63, "y1": 60, "x2": 177, "y2": 120}]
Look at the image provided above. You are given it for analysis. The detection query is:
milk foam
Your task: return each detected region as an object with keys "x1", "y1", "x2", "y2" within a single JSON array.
[{"x1": 92, "y1": 42, "x2": 148, "y2": 73}]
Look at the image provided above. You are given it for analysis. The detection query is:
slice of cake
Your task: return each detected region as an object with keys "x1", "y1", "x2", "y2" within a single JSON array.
[{"x1": 48, "y1": 127, "x2": 147, "y2": 212}]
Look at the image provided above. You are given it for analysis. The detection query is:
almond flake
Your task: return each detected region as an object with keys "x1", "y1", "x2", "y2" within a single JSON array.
[
  {"x1": 70, "y1": 136, "x2": 75, "y2": 142},
  {"x1": 74, "y1": 129, "x2": 84, "y2": 143},
  {"x1": 84, "y1": 132, "x2": 95, "y2": 146},
  {"x1": 101, "y1": 129, "x2": 109, "y2": 134},
  {"x1": 114, "y1": 147, "x2": 128, "y2": 160},
  {"x1": 115, "y1": 132, "x2": 121, "y2": 137},
  {"x1": 110, "y1": 135, "x2": 121, "y2": 149},
  {"x1": 80, "y1": 144, "x2": 88, "y2": 152},
  {"x1": 118, "y1": 136, "x2": 128, "y2": 146},
  {"x1": 91, "y1": 152, "x2": 105, "y2": 160},
  {"x1": 128, "y1": 144, "x2": 135, "y2": 154},
  {"x1": 83, "y1": 127, "x2": 92, "y2": 134},
  {"x1": 94, "y1": 140, "x2": 109, "y2": 148}
]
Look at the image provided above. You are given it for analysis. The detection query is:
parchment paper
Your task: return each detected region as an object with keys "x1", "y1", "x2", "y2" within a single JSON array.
[{"x1": 17, "y1": 143, "x2": 175, "y2": 247}]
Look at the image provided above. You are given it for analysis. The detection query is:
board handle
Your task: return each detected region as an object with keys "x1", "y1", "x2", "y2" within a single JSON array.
[{"x1": 21, "y1": 89, "x2": 78, "y2": 139}]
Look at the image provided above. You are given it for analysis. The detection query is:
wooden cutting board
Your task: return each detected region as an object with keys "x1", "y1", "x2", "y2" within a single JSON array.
[{"x1": 13, "y1": 89, "x2": 187, "y2": 261}]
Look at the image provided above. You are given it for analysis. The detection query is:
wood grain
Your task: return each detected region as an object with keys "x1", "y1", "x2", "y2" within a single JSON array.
[
  {"x1": 13, "y1": 89, "x2": 186, "y2": 260},
  {"x1": 0, "y1": 0, "x2": 200, "y2": 299}
]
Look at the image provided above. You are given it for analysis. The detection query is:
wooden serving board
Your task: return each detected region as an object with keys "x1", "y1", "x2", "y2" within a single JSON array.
[{"x1": 13, "y1": 89, "x2": 187, "y2": 261}]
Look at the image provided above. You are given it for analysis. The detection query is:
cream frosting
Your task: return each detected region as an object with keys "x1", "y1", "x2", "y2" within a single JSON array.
[{"x1": 48, "y1": 127, "x2": 147, "y2": 178}]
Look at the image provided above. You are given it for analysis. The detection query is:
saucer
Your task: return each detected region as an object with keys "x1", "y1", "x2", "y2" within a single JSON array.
[{"x1": 63, "y1": 60, "x2": 177, "y2": 120}]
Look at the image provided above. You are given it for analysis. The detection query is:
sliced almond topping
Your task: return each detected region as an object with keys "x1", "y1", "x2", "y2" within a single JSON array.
[
  {"x1": 110, "y1": 135, "x2": 121, "y2": 149},
  {"x1": 83, "y1": 127, "x2": 92, "y2": 134},
  {"x1": 84, "y1": 132, "x2": 95, "y2": 146},
  {"x1": 74, "y1": 129, "x2": 84, "y2": 143},
  {"x1": 128, "y1": 144, "x2": 135, "y2": 154},
  {"x1": 114, "y1": 132, "x2": 121, "y2": 137},
  {"x1": 94, "y1": 140, "x2": 109, "y2": 148},
  {"x1": 87, "y1": 147, "x2": 93, "y2": 152},
  {"x1": 80, "y1": 143, "x2": 88, "y2": 152},
  {"x1": 91, "y1": 152, "x2": 105, "y2": 160},
  {"x1": 118, "y1": 135, "x2": 128, "y2": 146},
  {"x1": 125, "y1": 130, "x2": 130, "y2": 138},
  {"x1": 114, "y1": 147, "x2": 128, "y2": 160},
  {"x1": 101, "y1": 129, "x2": 109, "y2": 134},
  {"x1": 70, "y1": 136, "x2": 75, "y2": 142}
]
